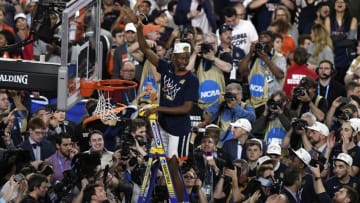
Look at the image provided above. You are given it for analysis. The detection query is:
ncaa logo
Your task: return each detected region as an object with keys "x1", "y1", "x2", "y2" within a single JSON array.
[
  {"x1": 199, "y1": 80, "x2": 221, "y2": 103},
  {"x1": 250, "y1": 74, "x2": 265, "y2": 97},
  {"x1": 266, "y1": 127, "x2": 286, "y2": 145}
]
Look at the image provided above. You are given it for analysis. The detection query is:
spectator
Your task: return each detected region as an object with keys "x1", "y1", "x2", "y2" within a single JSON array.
[
  {"x1": 203, "y1": 83, "x2": 255, "y2": 143},
  {"x1": 266, "y1": 142, "x2": 287, "y2": 180},
  {"x1": 290, "y1": 76, "x2": 328, "y2": 121},
  {"x1": 0, "y1": 7, "x2": 15, "y2": 35},
  {"x1": 14, "y1": 13, "x2": 33, "y2": 60},
  {"x1": 281, "y1": 168, "x2": 302, "y2": 203},
  {"x1": 288, "y1": 147, "x2": 317, "y2": 203},
  {"x1": 187, "y1": 33, "x2": 232, "y2": 109},
  {"x1": 297, "y1": 34, "x2": 312, "y2": 49},
  {"x1": 248, "y1": 0, "x2": 295, "y2": 33},
  {"x1": 222, "y1": 118, "x2": 252, "y2": 161},
  {"x1": 316, "y1": 60, "x2": 346, "y2": 107},
  {"x1": 310, "y1": 162, "x2": 359, "y2": 203},
  {"x1": 174, "y1": 0, "x2": 216, "y2": 34},
  {"x1": 181, "y1": 164, "x2": 208, "y2": 203},
  {"x1": 19, "y1": 174, "x2": 48, "y2": 203},
  {"x1": 328, "y1": 119, "x2": 360, "y2": 177},
  {"x1": 283, "y1": 47, "x2": 318, "y2": 99},
  {"x1": 325, "y1": 153, "x2": 360, "y2": 198},
  {"x1": 271, "y1": 6, "x2": 298, "y2": 42},
  {"x1": 217, "y1": 24, "x2": 246, "y2": 84},
  {"x1": 344, "y1": 40, "x2": 360, "y2": 85},
  {"x1": 45, "y1": 133, "x2": 78, "y2": 183},
  {"x1": 221, "y1": 7, "x2": 258, "y2": 55},
  {"x1": 245, "y1": 138, "x2": 264, "y2": 178},
  {"x1": 268, "y1": 18, "x2": 296, "y2": 59},
  {"x1": 82, "y1": 184, "x2": 107, "y2": 203},
  {"x1": 253, "y1": 90, "x2": 292, "y2": 144},
  {"x1": 239, "y1": 31, "x2": 286, "y2": 117},
  {"x1": 84, "y1": 130, "x2": 113, "y2": 169},
  {"x1": 0, "y1": 29, "x2": 19, "y2": 58},
  {"x1": 307, "y1": 24, "x2": 334, "y2": 70},
  {"x1": 325, "y1": 0, "x2": 358, "y2": 84},
  {"x1": 17, "y1": 117, "x2": 55, "y2": 162}
]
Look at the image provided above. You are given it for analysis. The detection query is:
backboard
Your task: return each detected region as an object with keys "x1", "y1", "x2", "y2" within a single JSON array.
[{"x1": 57, "y1": 0, "x2": 102, "y2": 111}]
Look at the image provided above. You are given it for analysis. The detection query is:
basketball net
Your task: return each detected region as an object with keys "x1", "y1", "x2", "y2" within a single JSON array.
[{"x1": 93, "y1": 89, "x2": 121, "y2": 124}]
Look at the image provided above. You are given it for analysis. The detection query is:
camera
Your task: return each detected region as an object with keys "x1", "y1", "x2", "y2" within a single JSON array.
[
  {"x1": 255, "y1": 42, "x2": 269, "y2": 52},
  {"x1": 267, "y1": 99, "x2": 281, "y2": 110},
  {"x1": 293, "y1": 86, "x2": 306, "y2": 97},
  {"x1": 199, "y1": 42, "x2": 213, "y2": 54},
  {"x1": 292, "y1": 119, "x2": 308, "y2": 131},
  {"x1": 336, "y1": 109, "x2": 353, "y2": 121},
  {"x1": 224, "y1": 92, "x2": 236, "y2": 102}
]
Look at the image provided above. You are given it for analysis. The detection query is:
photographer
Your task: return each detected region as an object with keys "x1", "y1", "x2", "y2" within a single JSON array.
[
  {"x1": 203, "y1": 83, "x2": 255, "y2": 144},
  {"x1": 238, "y1": 31, "x2": 286, "y2": 117},
  {"x1": 186, "y1": 33, "x2": 232, "y2": 109},
  {"x1": 282, "y1": 112, "x2": 316, "y2": 149},
  {"x1": 252, "y1": 90, "x2": 292, "y2": 144},
  {"x1": 290, "y1": 76, "x2": 328, "y2": 122}
]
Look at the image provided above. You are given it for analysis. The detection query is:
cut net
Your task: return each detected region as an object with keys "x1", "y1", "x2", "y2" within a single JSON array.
[{"x1": 93, "y1": 89, "x2": 121, "y2": 122}]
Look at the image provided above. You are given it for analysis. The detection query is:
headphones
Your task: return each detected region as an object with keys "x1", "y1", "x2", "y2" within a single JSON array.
[{"x1": 315, "y1": 60, "x2": 335, "y2": 77}]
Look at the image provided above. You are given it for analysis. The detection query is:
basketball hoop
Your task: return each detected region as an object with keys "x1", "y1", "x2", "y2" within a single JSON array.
[{"x1": 80, "y1": 79, "x2": 138, "y2": 126}]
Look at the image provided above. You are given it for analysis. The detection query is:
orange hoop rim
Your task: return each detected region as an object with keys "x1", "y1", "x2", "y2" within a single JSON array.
[
  {"x1": 80, "y1": 79, "x2": 138, "y2": 92},
  {"x1": 82, "y1": 104, "x2": 127, "y2": 128}
]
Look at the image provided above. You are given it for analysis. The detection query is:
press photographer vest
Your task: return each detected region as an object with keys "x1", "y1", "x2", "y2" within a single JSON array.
[
  {"x1": 248, "y1": 54, "x2": 280, "y2": 108},
  {"x1": 264, "y1": 118, "x2": 286, "y2": 145},
  {"x1": 196, "y1": 58, "x2": 225, "y2": 110},
  {"x1": 296, "y1": 95, "x2": 323, "y2": 117}
]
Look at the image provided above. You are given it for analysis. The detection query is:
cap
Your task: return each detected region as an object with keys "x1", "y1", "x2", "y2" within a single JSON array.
[
  {"x1": 307, "y1": 121, "x2": 329, "y2": 136},
  {"x1": 349, "y1": 118, "x2": 360, "y2": 132},
  {"x1": 219, "y1": 24, "x2": 233, "y2": 34},
  {"x1": 143, "y1": 23, "x2": 161, "y2": 36},
  {"x1": 334, "y1": 153, "x2": 353, "y2": 166},
  {"x1": 266, "y1": 142, "x2": 281, "y2": 156},
  {"x1": 290, "y1": 148, "x2": 311, "y2": 166},
  {"x1": 125, "y1": 23, "x2": 137, "y2": 33},
  {"x1": 173, "y1": 42, "x2": 191, "y2": 54},
  {"x1": 205, "y1": 124, "x2": 220, "y2": 129},
  {"x1": 256, "y1": 156, "x2": 276, "y2": 168},
  {"x1": 14, "y1": 13, "x2": 26, "y2": 21},
  {"x1": 230, "y1": 118, "x2": 252, "y2": 132},
  {"x1": 247, "y1": 138, "x2": 263, "y2": 151}
]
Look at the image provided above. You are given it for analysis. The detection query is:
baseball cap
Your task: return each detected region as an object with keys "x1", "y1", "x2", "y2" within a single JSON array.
[
  {"x1": 257, "y1": 156, "x2": 276, "y2": 168},
  {"x1": 143, "y1": 23, "x2": 161, "y2": 36},
  {"x1": 205, "y1": 124, "x2": 220, "y2": 129},
  {"x1": 266, "y1": 142, "x2": 281, "y2": 156},
  {"x1": 230, "y1": 118, "x2": 252, "y2": 132},
  {"x1": 334, "y1": 153, "x2": 353, "y2": 166},
  {"x1": 125, "y1": 23, "x2": 137, "y2": 33},
  {"x1": 247, "y1": 138, "x2": 263, "y2": 151},
  {"x1": 173, "y1": 42, "x2": 191, "y2": 54},
  {"x1": 290, "y1": 148, "x2": 311, "y2": 166},
  {"x1": 14, "y1": 13, "x2": 26, "y2": 21},
  {"x1": 349, "y1": 118, "x2": 360, "y2": 132},
  {"x1": 219, "y1": 24, "x2": 233, "y2": 34},
  {"x1": 307, "y1": 121, "x2": 329, "y2": 136}
]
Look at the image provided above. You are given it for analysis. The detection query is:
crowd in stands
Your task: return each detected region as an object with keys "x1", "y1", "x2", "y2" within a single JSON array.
[{"x1": 1, "y1": 0, "x2": 360, "y2": 202}]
